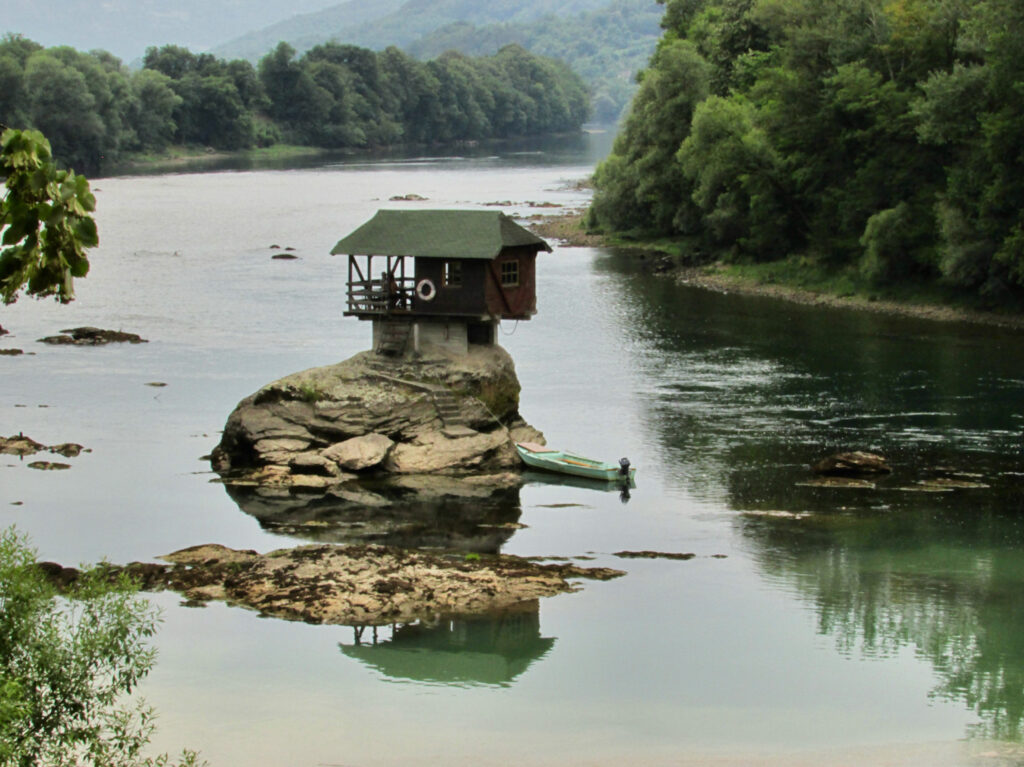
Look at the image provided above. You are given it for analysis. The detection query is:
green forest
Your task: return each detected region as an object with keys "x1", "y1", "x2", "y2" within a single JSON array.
[
  {"x1": 0, "y1": 35, "x2": 589, "y2": 176},
  {"x1": 588, "y1": 0, "x2": 1024, "y2": 306}
]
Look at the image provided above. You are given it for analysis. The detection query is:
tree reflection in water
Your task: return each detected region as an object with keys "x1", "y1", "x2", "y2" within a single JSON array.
[
  {"x1": 591, "y1": 249, "x2": 1024, "y2": 741},
  {"x1": 735, "y1": 486, "x2": 1024, "y2": 740}
]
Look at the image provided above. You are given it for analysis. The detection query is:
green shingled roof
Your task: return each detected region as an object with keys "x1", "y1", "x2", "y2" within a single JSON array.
[{"x1": 330, "y1": 209, "x2": 552, "y2": 260}]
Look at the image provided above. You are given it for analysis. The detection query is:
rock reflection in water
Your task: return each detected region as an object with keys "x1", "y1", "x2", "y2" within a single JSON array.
[
  {"x1": 339, "y1": 600, "x2": 555, "y2": 687},
  {"x1": 224, "y1": 474, "x2": 524, "y2": 552}
]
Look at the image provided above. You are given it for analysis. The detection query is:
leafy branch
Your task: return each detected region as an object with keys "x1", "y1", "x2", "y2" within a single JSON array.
[{"x1": 0, "y1": 127, "x2": 98, "y2": 305}]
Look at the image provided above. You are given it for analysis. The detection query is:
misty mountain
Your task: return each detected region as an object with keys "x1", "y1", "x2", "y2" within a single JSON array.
[
  {"x1": 213, "y1": 0, "x2": 617, "y2": 61},
  {"x1": 207, "y1": 0, "x2": 406, "y2": 63},
  {"x1": 211, "y1": 0, "x2": 662, "y2": 121},
  {"x1": 405, "y1": 0, "x2": 662, "y2": 122},
  {"x1": 0, "y1": 0, "x2": 348, "y2": 63}
]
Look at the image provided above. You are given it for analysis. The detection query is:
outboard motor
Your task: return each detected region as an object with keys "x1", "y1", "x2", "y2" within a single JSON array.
[{"x1": 619, "y1": 457, "x2": 631, "y2": 477}]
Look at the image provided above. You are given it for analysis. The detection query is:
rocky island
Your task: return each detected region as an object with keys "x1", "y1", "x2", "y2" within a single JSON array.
[
  {"x1": 180, "y1": 210, "x2": 618, "y2": 626},
  {"x1": 210, "y1": 344, "x2": 544, "y2": 488}
]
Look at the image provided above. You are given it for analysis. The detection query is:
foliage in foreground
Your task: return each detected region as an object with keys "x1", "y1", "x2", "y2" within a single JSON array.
[
  {"x1": 588, "y1": 0, "x2": 1024, "y2": 308},
  {"x1": 0, "y1": 527, "x2": 201, "y2": 767},
  {"x1": 0, "y1": 127, "x2": 97, "y2": 305}
]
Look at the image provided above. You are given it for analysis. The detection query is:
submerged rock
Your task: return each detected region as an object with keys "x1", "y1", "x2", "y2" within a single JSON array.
[
  {"x1": 93, "y1": 543, "x2": 624, "y2": 627},
  {"x1": 910, "y1": 477, "x2": 990, "y2": 491},
  {"x1": 614, "y1": 550, "x2": 697, "y2": 561},
  {"x1": 211, "y1": 345, "x2": 544, "y2": 485},
  {"x1": 38, "y1": 327, "x2": 148, "y2": 345},
  {"x1": 0, "y1": 434, "x2": 46, "y2": 456},
  {"x1": 811, "y1": 451, "x2": 891, "y2": 476},
  {"x1": 28, "y1": 461, "x2": 71, "y2": 471},
  {"x1": 796, "y1": 476, "x2": 877, "y2": 489},
  {"x1": 1, "y1": 434, "x2": 85, "y2": 459}
]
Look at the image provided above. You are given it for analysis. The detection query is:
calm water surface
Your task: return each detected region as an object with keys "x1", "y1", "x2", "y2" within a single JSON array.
[{"x1": 2, "y1": 135, "x2": 1023, "y2": 766}]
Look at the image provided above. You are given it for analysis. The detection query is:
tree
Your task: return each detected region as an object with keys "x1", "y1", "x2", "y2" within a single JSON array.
[
  {"x1": 258, "y1": 42, "x2": 333, "y2": 142},
  {"x1": 0, "y1": 527, "x2": 202, "y2": 766},
  {"x1": 678, "y1": 95, "x2": 795, "y2": 259},
  {"x1": 588, "y1": 39, "x2": 710, "y2": 235},
  {"x1": 21, "y1": 52, "x2": 105, "y2": 174},
  {"x1": 129, "y1": 69, "x2": 182, "y2": 151},
  {"x1": 0, "y1": 127, "x2": 97, "y2": 305}
]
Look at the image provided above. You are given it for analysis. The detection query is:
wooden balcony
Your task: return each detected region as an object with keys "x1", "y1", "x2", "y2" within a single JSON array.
[{"x1": 345, "y1": 276, "x2": 416, "y2": 316}]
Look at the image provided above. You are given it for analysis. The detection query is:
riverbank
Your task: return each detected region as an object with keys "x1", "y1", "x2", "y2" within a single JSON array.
[
  {"x1": 531, "y1": 211, "x2": 1024, "y2": 331},
  {"x1": 103, "y1": 144, "x2": 332, "y2": 176},
  {"x1": 103, "y1": 132, "x2": 599, "y2": 178}
]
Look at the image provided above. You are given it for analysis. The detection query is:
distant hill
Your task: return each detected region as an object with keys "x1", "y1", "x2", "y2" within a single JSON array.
[
  {"x1": 406, "y1": 0, "x2": 663, "y2": 122},
  {"x1": 213, "y1": 0, "x2": 616, "y2": 60},
  {"x1": 213, "y1": 0, "x2": 663, "y2": 122},
  {"x1": 0, "y1": 0, "x2": 350, "y2": 63},
  {"x1": 209, "y1": 0, "x2": 406, "y2": 63}
]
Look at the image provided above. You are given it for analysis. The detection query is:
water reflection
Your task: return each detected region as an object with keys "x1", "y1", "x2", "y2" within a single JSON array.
[
  {"x1": 339, "y1": 600, "x2": 555, "y2": 688},
  {"x1": 595, "y1": 251, "x2": 1024, "y2": 505},
  {"x1": 521, "y1": 469, "x2": 635, "y2": 503},
  {"x1": 593, "y1": 250, "x2": 1024, "y2": 740},
  {"x1": 736, "y1": 503, "x2": 1024, "y2": 740},
  {"x1": 223, "y1": 475, "x2": 524, "y2": 552}
]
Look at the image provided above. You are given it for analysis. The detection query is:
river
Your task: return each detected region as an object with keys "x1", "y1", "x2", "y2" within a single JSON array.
[{"x1": 2, "y1": 134, "x2": 1023, "y2": 766}]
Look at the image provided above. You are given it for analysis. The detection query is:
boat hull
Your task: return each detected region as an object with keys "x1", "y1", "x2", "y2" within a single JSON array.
[{"x1": 515, "y1": 443, "x2": 636, "y2": 483}]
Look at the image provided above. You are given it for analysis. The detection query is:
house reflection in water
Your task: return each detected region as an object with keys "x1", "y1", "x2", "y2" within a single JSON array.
[{"x1": 339, "y1": 600, "x2": 555, "y2": 687}]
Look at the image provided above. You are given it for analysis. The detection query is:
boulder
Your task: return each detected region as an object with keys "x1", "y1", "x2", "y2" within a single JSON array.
[
  {"x1": 289, "y1": 453, "x2": 344, "y2": 477},
  {"x1": 322, "y1": 433, "x2": 394, "y2": 471},
  {"x1": 383, "y1": 429, "x2": 513, "y2": 474},
  {"x1": 211, "y1": 345, "x2": 543, "y2": 485}
]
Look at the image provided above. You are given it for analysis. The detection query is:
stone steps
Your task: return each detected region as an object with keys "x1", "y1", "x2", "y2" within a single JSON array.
[{"x1": 431, "y1": 389, "x2": 467, "y2": 429}]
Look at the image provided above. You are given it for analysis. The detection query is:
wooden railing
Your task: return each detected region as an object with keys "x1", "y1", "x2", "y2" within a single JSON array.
[{"x1": 346, "y1": 277, "x2": 416, "y2": 315}]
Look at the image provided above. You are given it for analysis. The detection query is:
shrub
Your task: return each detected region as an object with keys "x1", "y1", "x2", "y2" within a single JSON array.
[{"x1": 0, "y1": 527, "x2": 201, "y2": 767}]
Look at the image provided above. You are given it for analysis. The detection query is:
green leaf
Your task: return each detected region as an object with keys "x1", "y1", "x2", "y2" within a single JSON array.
[{"x1": 72, "y1": 217, "x2": 99, "y2": 249}]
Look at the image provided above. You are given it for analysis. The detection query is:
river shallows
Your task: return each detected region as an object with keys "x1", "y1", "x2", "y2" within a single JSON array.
[{"x1": 2, "y1": 137, "x2": 1023, "y2": 766}]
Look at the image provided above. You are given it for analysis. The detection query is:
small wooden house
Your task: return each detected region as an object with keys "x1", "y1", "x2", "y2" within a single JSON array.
[{"x1": 331, "y1": 210, "x2": 551, "y2": 355}]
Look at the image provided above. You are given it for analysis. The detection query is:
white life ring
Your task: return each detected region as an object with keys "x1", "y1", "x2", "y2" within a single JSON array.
[{"x1": 416, "y1": 279, "x2": 436, "y2": 301}]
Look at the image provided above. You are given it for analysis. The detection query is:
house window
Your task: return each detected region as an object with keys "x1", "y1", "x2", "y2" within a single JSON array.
[
  {"x1": 500, "y1": 259, "x2": 519, "y2": 287},
  {"x1": 444, "y1": 260, "x2": 462, "y2": 287}
]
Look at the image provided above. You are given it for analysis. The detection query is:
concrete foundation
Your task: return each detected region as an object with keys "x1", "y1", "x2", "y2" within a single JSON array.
[{"x1": 371, "y1": 319, "x2": 498, "y2": 356}]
